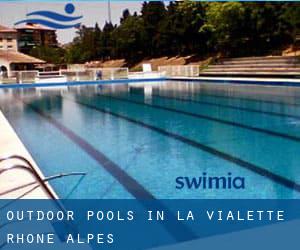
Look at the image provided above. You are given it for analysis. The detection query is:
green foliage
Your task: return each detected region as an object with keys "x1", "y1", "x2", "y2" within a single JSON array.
[
  {"x1": 281, "y1": 3, "x2": 300, "y2": 39},
  {"x1": 29, "y1": 46, "x2": 66, "y2": 64},
  {"x1": 65, "y1": 1, "x2": 299, "y2": 63},
  {"x1": 201, "y1": 3, "x2": 246, "y2": 56},
  {"x1": 112, "y1": 15, "x2": 146, "y2": 60},
  {"x1": 159, "y1": 1, "x2": 206, "y2": 55}
]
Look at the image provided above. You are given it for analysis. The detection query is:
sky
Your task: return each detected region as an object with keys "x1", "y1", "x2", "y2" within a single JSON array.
[{"x1": 0, "y1": 1, "x2": 143, "y2": 44}]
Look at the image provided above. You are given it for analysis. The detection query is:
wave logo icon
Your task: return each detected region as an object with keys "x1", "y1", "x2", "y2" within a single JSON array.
[{"x1": 14, "y1": 3, "x2": 82, "y2": 29}]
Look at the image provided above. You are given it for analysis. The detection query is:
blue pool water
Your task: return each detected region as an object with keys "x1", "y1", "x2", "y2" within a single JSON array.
[{"x1": 1, "y1": 80, "x2": 300, "y2": 199}]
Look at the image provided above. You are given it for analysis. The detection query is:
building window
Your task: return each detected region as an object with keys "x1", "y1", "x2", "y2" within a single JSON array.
[
  {"x1": 7, "y1": 45, "x2": 13, "y2": 49},
  {"x1": 0, "y1": 37, "x2": 3, "y2": 41},
  {"x1": 7, "y1": 38, "x2": 13, "y2": 42}
]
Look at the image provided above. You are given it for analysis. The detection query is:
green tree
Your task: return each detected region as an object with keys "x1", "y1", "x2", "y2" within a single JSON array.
[
  {"x1": 163, "y1": 0, "x2": 206, "y2": 55},
  {"x1": 244, "y1": 3, "x2": 292, "y2": 55},
  {"x1": 120, "y1": 9, "x2": 131, "y2": 23},
  {"x1": 141, "y1": 1, "x2": 166, "y2": 56},
  {"x1": 113, "y1": 15, "x2": 146, "y2": 60},
  {"x1": 201, "y1": 2, "x2": 247, "y2": 56},
  {"x1": 64, "y1": 1, "x2": 300, "y2": 63},
  {"x1": 281, "y1": 3, "x2": 300, "y2": 44},
  {"x1": 30, "y1": 46, "x2": 66, "y2": 64}
]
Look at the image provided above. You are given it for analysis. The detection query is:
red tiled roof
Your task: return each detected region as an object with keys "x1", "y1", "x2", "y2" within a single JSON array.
[
  {"x1": 0, "y1": 50, "x2": 45, "y2": 64},
  {"x1": 0, "y1": 25, "x2": 17, "y2": 33},
  {"x1": 16, "y1": 23, "x2": 54, "y2": 31}
]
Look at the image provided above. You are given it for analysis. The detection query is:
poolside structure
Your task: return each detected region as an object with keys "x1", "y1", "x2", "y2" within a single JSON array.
[
  {"x1": 0, "y1": 50, "x2": 45, "y2": 74},
  {"x1": 200, "y1": 56, "x2": 300, "y2": 78},
  {"x1": 0, "y1": 24, "x2": 45, "y2": 77}
]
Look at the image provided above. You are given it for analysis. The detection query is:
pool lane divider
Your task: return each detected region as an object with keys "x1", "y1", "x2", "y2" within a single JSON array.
[
  {"x1": 20, "y1": 102, "x2": 155, "y2": 200},
  {"x1": 170, "y1": 77, "x2": 300, "y2": 88},
  {"x1": 171, "y1": 79, "x2": 300, "y2": 107},
  {"x1": 17, "y1": 97, "x2": 197, "y2": 243},
  {"x1": 97, "y1": 94, "x2": 300, "y2": 144},
  {"x1": 199, "y1": 91, "x2": 300, "y2": 108},
  {"x1": 149, "y1": 93, "x2": 300, "y2": 120},
  {"x1": 62, "y1": 95, "x2": 300, "y2": 193}
]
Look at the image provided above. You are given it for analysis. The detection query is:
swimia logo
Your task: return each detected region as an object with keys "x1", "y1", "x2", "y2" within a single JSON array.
[{"x1": 14, "y1": 3, "x2": 83, "y2": 29}]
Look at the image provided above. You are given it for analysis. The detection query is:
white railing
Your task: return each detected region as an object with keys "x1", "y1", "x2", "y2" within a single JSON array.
[
  {"x1": 9, "y1": 71, "x2": 39, "y2": 84},
  {"x1": 60, "y1": 68, "x2": 129, "y2": 82},
  {"x1": 128, "y1": 71, "x2": 165, "y2": 79},
  {"x1": 158, "y1": 65, "x2": 200, "y2": 77},
  {"x1": 0, "y1": 68, "x2": 129, "y2": 84}
]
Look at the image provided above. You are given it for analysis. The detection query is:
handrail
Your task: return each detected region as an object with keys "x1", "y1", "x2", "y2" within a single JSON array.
[
  {"x1": 0, "y1": 155, "x2": 57, "y2": 199},
  {"x1": 0, "y1": 164, "x2": 32, "y2": 175},
  {"x1": 0, "y1": 168, "x2": 86, "y2": 196},
  {"x1": 0, "y1": 155, "x2": 86, "y2": 237},
  {"x1": 0, "y1": 154, "x2": 33, "y2": 167}
]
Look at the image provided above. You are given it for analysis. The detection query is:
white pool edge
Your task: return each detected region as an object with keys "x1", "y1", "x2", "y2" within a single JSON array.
[
  {"x1": 171, "y1": 76, "x2": 300, "y2": 84},
  {"x1": 0, "y1": 110, "x2": 59, "y2": 199}
]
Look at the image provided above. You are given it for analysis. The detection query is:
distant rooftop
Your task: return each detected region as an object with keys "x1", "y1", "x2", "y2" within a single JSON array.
[
  {"x1": 0, "y1": 25, "x2": 17, "y2": 33},
  {"x1": 0, "y1": 50, "x2": 45, "y2": 64},
  {"x1": 15, "y1": 23, "x2": 54, "y2": 31}
]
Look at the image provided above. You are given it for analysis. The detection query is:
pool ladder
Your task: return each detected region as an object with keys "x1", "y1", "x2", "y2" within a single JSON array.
[
  {"x1": 0, "y1": 155, "x2": 57, "y2": 199},
  {"x1": 0, "y1": 155, "x2": 84, "y2": 244},
  {"x1": 0, "y1": 154, "x2": 86, "y2": 199}
]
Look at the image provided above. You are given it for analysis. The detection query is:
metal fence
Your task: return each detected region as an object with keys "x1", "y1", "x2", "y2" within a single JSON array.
[{"x1": 158, "y1": 65, "x2": 200, "y2": 77}]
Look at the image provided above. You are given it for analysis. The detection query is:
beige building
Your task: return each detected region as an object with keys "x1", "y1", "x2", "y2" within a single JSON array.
[
  {"x1": 17, "y1": 23, "x2": 58, "y2": 54},
  {"x1": 0, "y1": 25, "x2": 18, "y2": 51},
  {"x1": 0, "y1": 24, "x2": 44, "y2": 76}
]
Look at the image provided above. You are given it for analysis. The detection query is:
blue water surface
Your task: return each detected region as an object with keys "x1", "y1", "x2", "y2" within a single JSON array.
[{"x1": 1, "y1": 81, "x2": 300, "y2": 199}]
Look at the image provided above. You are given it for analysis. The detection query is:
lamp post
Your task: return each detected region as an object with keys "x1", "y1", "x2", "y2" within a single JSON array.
[{"x1": 108, "y1": 0, "x2": 112, "y2": 23}]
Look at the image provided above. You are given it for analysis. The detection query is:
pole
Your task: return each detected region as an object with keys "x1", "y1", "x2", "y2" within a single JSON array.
[{"x1": 108, "y1": 0, "x2": 112, "y2": 23}]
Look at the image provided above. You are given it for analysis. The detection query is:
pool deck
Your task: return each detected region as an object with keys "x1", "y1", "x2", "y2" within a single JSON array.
[
  {"x1": 0, "y1": 112, "x2": 92, "y2": 248},
  {"x1": 170, "y1": 76, "x2": 300, "y2": 86},
  {"x1": 0, "y1": 110, "x2": 56, "y2": 199},
  {"x1": 1, "y1": 75, "x2": 300, "y2": 89}
]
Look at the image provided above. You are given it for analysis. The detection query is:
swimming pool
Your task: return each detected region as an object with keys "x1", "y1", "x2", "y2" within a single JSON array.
[{"x1": 1, "y1": 80, "x2": 300, "y2": 199}]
